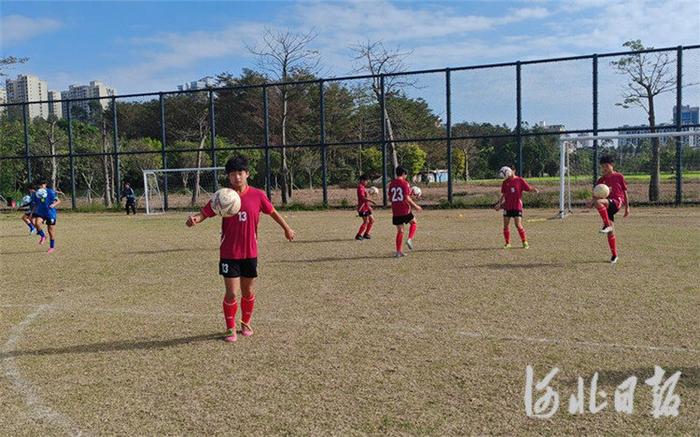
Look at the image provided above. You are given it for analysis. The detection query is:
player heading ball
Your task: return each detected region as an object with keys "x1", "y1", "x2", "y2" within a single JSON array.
[{"x1": 186, "y1": 155, "x2": 296, "y2": 342}]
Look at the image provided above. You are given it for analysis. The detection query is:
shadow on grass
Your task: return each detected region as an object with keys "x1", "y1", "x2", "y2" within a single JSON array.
[
  {"x1": 125, "y1": 247, "x2": 212, "y2": 255},
  {"x1": 0, "y1": 333, "x2": 222, "y2": 360},
  {"x1": 271, "y1": 246, "x2": 497, "y2": 264},
  {"x1": 0, "y1": 250, "x2": 43, "y2": 256},
  {"x1": 291, "y1": 238, "x2": 353, "y2": 244}
]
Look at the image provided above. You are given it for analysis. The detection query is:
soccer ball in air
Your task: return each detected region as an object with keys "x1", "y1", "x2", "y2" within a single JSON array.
[
  {"x1": 368, "y1": 186, "x2": 379, "y2": 195},
  {"x1": 498, "y1": 166, "x2": 513, "y2": 179},
  {"x1": 211, "y1": 188, "x2": 241, "y2": 217},
  {"x1": 411, "y1": 186, "x2": 422, "y2": 197},
  {"x1": 22, "y1": 195, "x2": 32, "y2": 205},
  {"x1": 35, "y1": 188, "x2": 48, "y2": 200},
  {"x1": 592, "y1": 184, "x2": 610, "y2": 199}
]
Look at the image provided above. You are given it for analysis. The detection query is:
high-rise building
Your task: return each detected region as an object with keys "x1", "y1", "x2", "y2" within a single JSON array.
[
  {"x1": 61, "y1": 80, "x2": 116, "y2": 118},
  {"x1": 0, "y1": 88, "x2": 6, "y2": 116},
  {"x1": 48, "y1": 90, "x2": 63, "y2": 119},
  {"x1": 177, "y1": 77, "x2": 215, "y2": 91},
  {"x1": 672, "y1": 106, "x2": 699, "y2": 148},
  {"x1": 5, "y1": 74, "x2": 50, "y2": 120}
]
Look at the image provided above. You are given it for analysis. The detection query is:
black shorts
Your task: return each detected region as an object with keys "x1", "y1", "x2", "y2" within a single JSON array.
[
  {"x1": 36, "y1": 215, "x2": 57, "y2": 225},
  {"x1": 607, "y1": 199, "x2": 620, "y2": 222},
  {"x1": 392, "y1": 213, "x2": 415, "y2": 226},
  {"x1": 503, "y1": 210, "x2": 523, "y2": 218},
  {"x1": 358, "y1": 210, "x2": 372, "y2": 218},
  {"x1": 219, "y1": 258, "x2": 258, "y2": 278},
  {"x1": 126, "y1": 198, "x2": 136, "y2": 205}
]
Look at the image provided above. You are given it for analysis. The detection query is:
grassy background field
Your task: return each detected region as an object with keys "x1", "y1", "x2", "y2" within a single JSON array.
[{"x1": 1, "y1": 208, "x2": 698, "y2": 435}]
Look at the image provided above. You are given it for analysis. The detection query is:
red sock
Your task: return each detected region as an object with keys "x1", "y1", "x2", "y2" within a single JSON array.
[
  {"x1": 517, "y1": 226, "x2": 527, "y2": 243},
  {"x1": 597, "y1": 206, "x2": 611, "y2": 227},
  {"x1": 223, "y1": 298, "x2": 238, "y2": 330},
  {"x1": 241, "y1": 294, "x2": 255, "y2": 325},
  {"x1": 408, "y1": 222, "x2": 417, "y2": 239},
  {"x1": 607, "y1": 234, "x2": 617, "y2": 257},
  {"x1": 503, "y1": 227, "x2": 510, "y2": 244},
  {"x1": 357, "y1": 223, "x2": 367, "y2": 236},
  {"x1": 395, "y1": 230, "x2": 404, "y2": 252},
  {"x1": 364, "y1": 221, "x2": 373, "y2": 235}
]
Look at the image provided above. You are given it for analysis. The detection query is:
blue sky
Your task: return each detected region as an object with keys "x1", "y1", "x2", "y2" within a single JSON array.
[{"x1": 1, "y1": 0, "x2": 699, "y2": 128}]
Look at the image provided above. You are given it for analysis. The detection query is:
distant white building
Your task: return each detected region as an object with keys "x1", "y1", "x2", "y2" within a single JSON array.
[
  {"x1": 0, "y1": 88, "x2": 6, "y2": 116},
  {"x1": 5, "y1": 74, "x2": 50, "y2": 120},
  {"x1": 61, "y1": 80, "x2": 116, "y2": 118},
  {"x1": 48, "y1": 90, "x2": 63, "y2": 119},
  {"x1": 177, "y1": 77, "x2": 215, "y2": 91}
]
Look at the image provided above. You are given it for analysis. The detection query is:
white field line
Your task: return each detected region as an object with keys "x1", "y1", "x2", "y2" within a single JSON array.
[
  {"x1": 1, "y1": 304, "x2": 85, "y2": 436},
  {"x1": 12, "y1": 303, "x2": 696, "y2": 356}
]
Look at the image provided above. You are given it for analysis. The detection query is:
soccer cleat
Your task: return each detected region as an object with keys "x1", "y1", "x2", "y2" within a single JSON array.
[
  {"x1": 355, "y1": 234, "x2": 363, "y2": 241},
  {"x1": 522, "y1": 242, "x2": 529, "y2": 249},
  {"x1": 406, "y1": 238, "x2": 414, "y2": 250},
  {"x1": 29, "y1": 228, "x2": 36, "y2": 235},
  {"x1": 38, "y1": 236, "x2": 46, "y2": 245},
  {"x1": 503, "y1": 243, "x2": 512, "y2": 249},
  {"x1": 599, "y1": 225, "x2": 614, "y2": 234},
  {"x1": 224, "y1": 328, "x2": 237, "y2": 342},
  {"x1": 362, "y1": 234, "x2": 371, "y2": 240},
  {"x1": 47, "y1": 248, "x2": 55, "y2": 254},
  {"x1": 610, "y1": 255, "x2": 618, "y2": 264},
  {"x1": 394, "y1": 251, "x2": 406, "y2": 258},
  {"x1": 240, "y1": 321, "x2": 254, "y2": 337}
]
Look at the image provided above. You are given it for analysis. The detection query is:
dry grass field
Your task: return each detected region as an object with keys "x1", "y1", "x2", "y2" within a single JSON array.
[{"x1": 0, "y1": 207, "x2": 698, "y2": 435}]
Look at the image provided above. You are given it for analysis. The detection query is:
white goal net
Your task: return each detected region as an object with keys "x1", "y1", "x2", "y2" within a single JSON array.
[{"x1": 143, "y1": 167, "x2": 225, "y2": 214}]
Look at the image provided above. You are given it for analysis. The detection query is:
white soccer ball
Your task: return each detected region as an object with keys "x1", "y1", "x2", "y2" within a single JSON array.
[
  {"x1": 498, "y1": 166, "x2": 513, "y2": 179},
  {"x1": 211, "y1": 188, "x2": 241, "y2": 217},
  {"x1": 411, "y1": 186, "x2": 422, "y2": 197},
  {"x1": 35, "y1": 188, "x2": 48, "y2": 199},
  {"x1": 593, "y1": 184, "x2": 610, "y2": 199},
  {"x1": 22, "y1": 195, "x2": 31, "y2": 204},
  {"x1": 368, "y1": 186, "x2": 379, "y2": 195}
]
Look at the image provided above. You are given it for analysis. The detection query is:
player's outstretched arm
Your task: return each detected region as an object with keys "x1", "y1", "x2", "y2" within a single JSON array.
[
  {"x1": 186, "y1": 212, "x2": 207, "y2": 227},
  {"x1": 493, "y1": 194, "x2": 504, "y2": 210},
  {"x1": 407, "y1": 196, "x2": 422, "y2": 212},
  {"x1": 269, "y1": 210, "x2": 295, "y2": 241}
]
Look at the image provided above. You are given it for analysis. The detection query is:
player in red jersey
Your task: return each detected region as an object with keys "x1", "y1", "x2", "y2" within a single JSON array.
[
  {"x1": 589, "y1": 155, "x2": 629, "y2": 264},
  {"x1": 355, "y1": 174, "x2": 377, "y2": 240},
  {"x1": 493, "y1": 166, "x2": 539, "y2": 249},
  {"x1": 186, "y1": 155, "x2": 295, "y2": 342},
  {"x1": 389, "y1": 166, "x2": 422, "y2": 257}
]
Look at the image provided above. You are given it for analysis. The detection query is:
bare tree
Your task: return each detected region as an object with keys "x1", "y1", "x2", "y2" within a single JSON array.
[
  {"x1": 0, "y1": 56, "x2": 28, "y2": 76},
  {"x1": 612, "y1": 40, "x2": 678, "y2": 201},
  {"x1": 247, "y1": 29, "x2": 320, "y2": 204},
  {"x1": 350, "y1": 40, "x2": 413, "y2": 177},
  {"x1": 455, "y1": 138, "x2": 478, "y2": 181}
]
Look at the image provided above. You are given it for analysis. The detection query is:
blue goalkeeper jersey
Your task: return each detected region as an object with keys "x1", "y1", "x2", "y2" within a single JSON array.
[{"x1": 35, "y1": 188, "x2": 58, "y2": 219}]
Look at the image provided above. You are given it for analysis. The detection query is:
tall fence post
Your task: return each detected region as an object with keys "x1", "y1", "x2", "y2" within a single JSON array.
[
  {"x1": 112, "y1": 97, "x2": 121, "y2": 201},
  {"x1": 22, "y1": 103, "x2": 32, "y2": 184},
  {"x1": 592, "y1": 54, "x2": 599, "y2": 186},
  {"x1": 319, "y1": 80, "x2": 328, "y2": 207},
  {"x1": 209, "y1": 89, "x2": 218, "y2": 192},
  {"x1": 159, "y1": 93, "x2": 168, "y2": 210},
  {"x1": 675, "y1": 46, "x2": 683, "y2": 205},
  {"x1": 380, "y1": 74, "x2": 388, "y2": 207},
  {"x1": 516, "y1": 61, "x2": 523, "y2": 176},
  {"x1": 263, "y1": 86, "x2": 271, "y2": 200},
  {"x1": 446, "y1": 68, "x2": 453, "y2": 204},
  {"x1": 67, "y1": 104, "x2": 77, "y2": 209}
]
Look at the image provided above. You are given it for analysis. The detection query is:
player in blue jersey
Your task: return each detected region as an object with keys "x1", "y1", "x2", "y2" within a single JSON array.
[
  {"x1": 32, "y1": 180, "x2": 61, "y2": 254},
  {"x1": 19, "y1": 184, "x2": 37, "y2": 234}
]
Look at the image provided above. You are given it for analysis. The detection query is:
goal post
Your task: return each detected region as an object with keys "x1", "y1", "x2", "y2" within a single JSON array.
[
  {"x1": 558, "y1": 130, "x2": 697, "y2": 219},
  {"x1": 143, "y1": 167, "x2": 224, "y2": 214}
]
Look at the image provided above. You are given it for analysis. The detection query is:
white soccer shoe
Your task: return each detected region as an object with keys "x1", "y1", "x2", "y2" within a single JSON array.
[
  {"x1": 599, "y1": 225, "x2": 614, "y2": 234},
  {"x1": 406, "y1": 239, "x2": 414, "y2": 250}
]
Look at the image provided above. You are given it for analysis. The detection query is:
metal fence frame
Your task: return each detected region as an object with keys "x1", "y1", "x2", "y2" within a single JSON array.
[{"x1": 2, "y1": 44, "x2": 699, "y2": 209}]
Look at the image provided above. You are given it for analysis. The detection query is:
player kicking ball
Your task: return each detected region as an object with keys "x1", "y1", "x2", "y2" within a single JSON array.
[
  {"x1": 19, "y1": 184, "x2": 37, "y2": 234},
  {"x1": 32, "y1": 181, "x2": 61, "y2": 254},
  {"x1": 493, "y1": 166, "x2": 538, "y2": 249},
  {"x1": 186, "y1": 155, "x2": 295, "y2": 343},
  {"x1": 588, "y1": 155, "x2": 629, "y2": 264},
  {"x1": 355, "y1": 174, "x2": 377, "y2": 240},
  {"x1": 389, "y1": 166, "x2": 422, "y2": 257}
]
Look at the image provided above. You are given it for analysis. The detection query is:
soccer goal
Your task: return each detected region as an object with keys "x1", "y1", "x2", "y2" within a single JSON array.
[
  {"x1": 143, "y1": 167, "x2": 225, "y2": 214},
  {"x1": 558, "y1": 130, "x2": 698, "y2": 219}
]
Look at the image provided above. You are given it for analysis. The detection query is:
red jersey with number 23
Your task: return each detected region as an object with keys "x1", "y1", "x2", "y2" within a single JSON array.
[
  {"x1": 389, "y1": 178, "x2": 411, "y2": 216},
  {"x1": 501, "y1": 176, "x2": 532, "y2": 211},
  {"x1": 597, "y1": 172, "x2": 627, "y2": 208},
  {"x1": 201, "y1": 186, "x2": 274, "y2": 260}
]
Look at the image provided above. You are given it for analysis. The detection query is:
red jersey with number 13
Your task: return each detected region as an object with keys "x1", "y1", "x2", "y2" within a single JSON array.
[
  {"x1": 501, "y1": 176, "x2": 532, "y2": 211},
  {"x1": 389, "y1": 178, "x2": 411, "y2": 216},
  {"x1": 201, "y1": 186, "x2": 275, "y2": 259}
]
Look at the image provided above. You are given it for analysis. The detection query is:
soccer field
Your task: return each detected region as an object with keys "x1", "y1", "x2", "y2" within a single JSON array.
[{"x1": 1, "y1": 208, "x2": 698, "y2": 435}]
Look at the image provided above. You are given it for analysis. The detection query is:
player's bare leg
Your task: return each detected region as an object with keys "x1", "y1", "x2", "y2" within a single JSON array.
[
  {"x1": 46, "y1": 224, "x2": 56, "y2": 254},
  {"x1": 21, "y1": 214, "x2": 35, "y2": 234},
  {"x1": 593, "y1": 198, "x2": 613, "y2": 233},
  {"x1": 223, "y1": 277, "x2": 240, "y2": 342},
  {"x1": 406, "y1": 218, "x2": 417, "y2": 250},
  {"x1": 514, "y1": 217, "x2": 528, "y2": 249},
  {"x1": 240, "y1": 278, "x2": 255, "y2": 337},
  {"x1": 394, "y1": 224, "x2": 405, "y2": 257},
  {"x1": 502, "y1": 216, "x2": 511, "y2": 248}
]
